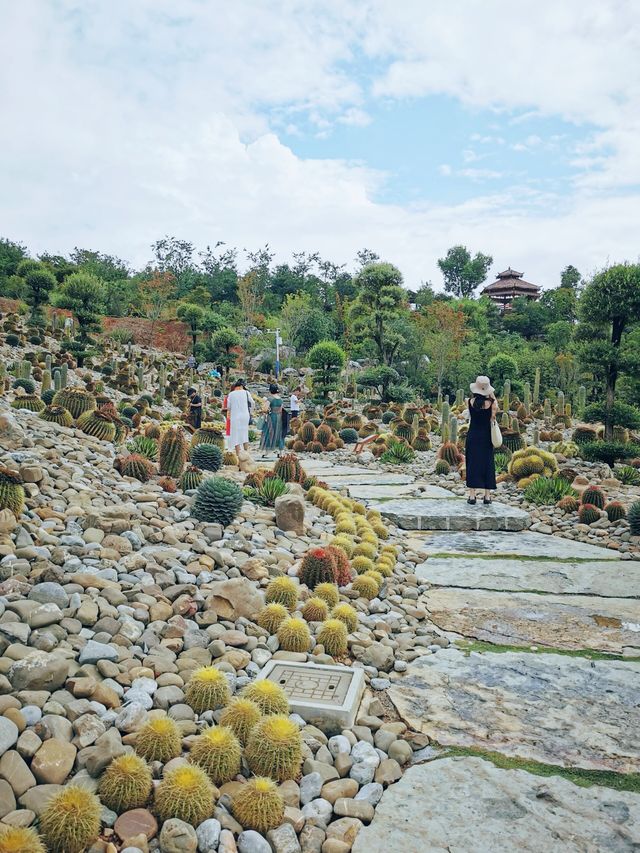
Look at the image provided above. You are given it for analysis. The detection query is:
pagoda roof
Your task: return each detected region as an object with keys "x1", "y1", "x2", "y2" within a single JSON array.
[
  {"x1": 482, "y1": 278, "x2": 540, "y2": 294},
  {"x1": 496, "y1": 267, "x2": 523, "y2": 279}
]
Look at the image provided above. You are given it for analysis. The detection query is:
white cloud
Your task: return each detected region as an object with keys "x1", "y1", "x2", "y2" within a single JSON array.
[{"x1": 0, "y1": 0, "x2": 638, "y2": 294}]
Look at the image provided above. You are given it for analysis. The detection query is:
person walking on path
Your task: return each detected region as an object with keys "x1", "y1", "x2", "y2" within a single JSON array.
[
  {"x1": 465, "y1": 375, "x2": 498, "y2": 505},
  {"x1": 260, "y1": 383, "x2": 285, "y2": 457},
  {"x1": 227, "y1": 378, "x2": 253, "y2": 457},
  {"x1": 186, "y1": 387, "x2": 202, "y2": 429}
]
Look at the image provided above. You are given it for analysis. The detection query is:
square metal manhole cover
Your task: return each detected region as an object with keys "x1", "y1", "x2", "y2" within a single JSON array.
[{"x1": 257, "y1": 660, "x2": 365, "y2": 730}]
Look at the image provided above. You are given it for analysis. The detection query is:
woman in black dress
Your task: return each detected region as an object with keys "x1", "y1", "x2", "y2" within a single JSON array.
[{"x1": 465, "y1": 375, "x2": 498, "y2": 505}]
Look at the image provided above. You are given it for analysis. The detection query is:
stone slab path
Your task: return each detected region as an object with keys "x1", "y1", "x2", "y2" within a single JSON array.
[
  {"x1": 371, "y1": 497, "x2": 531, "y2": 531},
  {"x1": 387, "y1": 649, "x2": 640, "y2": 772},
  {"x1": 352, "y1": 756, "x2": 640, "y2": 853},
  {"x1": 423, "y1": 587, "x2": 640, "y2": 652},
  {"x1": 346, "y1": 483, "x2": 452, "y2": 500},
  {"x1": 414, "y1": 529, "x2": 621, "y2": 559},
  {"x1": 419, "y1": 556, "x2": 640, "y2": 597}
]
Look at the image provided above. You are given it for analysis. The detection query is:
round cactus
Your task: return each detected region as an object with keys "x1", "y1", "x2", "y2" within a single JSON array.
[
  {"x1": 277, "y1": 617, "x2": 311, "y2": 653},
  {"x1": 628, "y1": 500, "x2": 640, "y2": 535},
  {"x1": 159, "y1": 425, "x2": 189, "y2": 477},
  {"x1": 0, "y1": 467, "x2": 25, "y2": 518},
  {"x1": 435, "y1": 459, "x2": 450, "y2": 475},
  {"x1": 330, "y1": 535, "x2": 355, "y2": 557},
  {"x1": 557, "y1": 495, "x2": 580, "y2": 512},
  {"x1": 300, "y1": 421, "x2": 316, "y2": 443},
  {"x1": 605, "y1": 501, "x2": 627, "y2": 522},
  {"x1": 116, "y1": 453, "x2": 155, "y2": 482},
  {"x1": 232, "y1": 777, "x2": 285, "y2": 834},
  {"x1": 191, "y1": 442, "x2": 224, "y2": 472},
  {"x1": 98, "y1": 754, "x2": 152, "y2": 813},
  {"x1": 0, "y1": 825, "x2": 45, "y2": 853},
  {"x1": 39, "y1": 404, "x2": 73, "y2": 426},
  {"x1": 273, "y1": 453, "x2": 305, "y2": 484},
  {"x1": 298, "y1": 547, "x2": 336, "y2": 589},
  {"x1": 331, "y1": 603, "x2": 358, "y2": 633},
  {"x1": 134, "y1": 715, "x2": 182, "y2": 763},
  {"x1": 240, "y1": 680, "x2": 289, "y2": 716},
  {"x1": 52, "y1": 387, "x2": 96, "y2": 419},
  {"x1": 189, "y1": 725, "x2": 242, "y2": 785},
  {"x1": 76, "y1": 409, "x2": 117, "y2": 442},
  {"x1": 326, "y1": 545, "x2": 353, "y2": 586},
  {"x1": 179, "y1": 465, "x2": 203, "y2": 491},
  {"x1": 352, "y1": 574, "x2": 379, "y2": 600},
  {"x1": 245, "y1": 715, "x2": 303, "y2": 781},
  {"x1": 11, "y1": 393, "x2": 45, "y2": 412},
  {"x1": 317, "y1": 618, "x2": 348, "y2": 657},
  {"x1": 352, "y1": 555, "x2": 375, "y2": 575},
  {"x1": 184, "y1": 666, "x2": 230, "y2": 714},
  {"x1": 265, "y1": 576, "x2": 298, "y2": 611},
  {"x1": 40, "y1": 786, "x2": 101, "y2": 853},
  {"x1": 154, "y1": 764, "x2": 216, "y2": 826},
  {"x1": 257, "y1": 602, "x2": 289, "y2": 633},
  {"x1": 581, "y1": 486, "x2": 605, "y2": 509},
  {"x1": 314, "y1": 582, "x2": 339, "y2": 608},
  {"x1": 437, "y1": 441, "x2": 463, "y2": 467},
  {"x1": 219, "y1": 698, "x2": 262, "y2": 746},
  {"x1": 301, "y1": 596, "x2": 330, "y2": 622},
  {"x1": 191, "y1": 422, "x2": 226, "y2": 448},
  {"x1": 191, "y1": 476, "x2": 244, "y2": 526},
  {"x1": 353, "y1": 541, "x2": 377, "y2": 560},
  {"x1": 578, "y1": 503, "x2": 601, "y2": 525}
]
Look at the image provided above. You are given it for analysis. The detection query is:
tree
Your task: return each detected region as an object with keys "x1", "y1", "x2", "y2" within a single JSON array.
[
  {"x1": 237, "y1": 270, "x2": 262, "y2": 328},
  {"x1": 546, "y1": 320, "x2": 573, "y2": 353},
  {"x1": 502, "y1": 297, "x2": 549, "y2": 339},
  {"x1": 560, "y1": 265, "x2": 581, "y2": 289},
  {"x1": 357, "y1": 366, "x2": 400, "y2": 402},
  {"x1": 415, "y1": 302, "x2": 467, "y2": 395},
  {"x1": 176, "y1": 303, "x2": 206, "y2": 354},
  {"x1": 308, "y1": 340, "x2": 346, "y2": 400},
  {"x1": 53, "y1": 272, "x2": 106, "y2": 341},
  {"x1": 209, "y1": 327, "x2": 241, "y2": 377},
  {"x1": 487, "y1": 353, "x2": 519, "y2": 388},
  {"x1": 0, "y1": 238, "x2": 27, "y2": 284},
  {"x1": 350, "y1": 262, "x2": 407, "y2": 365},
  {"x1": 70, "y1": 248, "x2": 130, "y2": 282},
  {"x1": 437, "y1": 245, "x2": 493, "y2": 298},
  {"x1": 24, "y1": 266, "x2": 56, "y2": 325},
  {"x1": 151, "y1": 236, "x2": 195, "y2": 296},
  {"x1": 139, "y1": 271, "x2": 175, "y2": 346},
  {"x1": 199, "y1": 242, "x2": 239, "y2": 305},
  {"x1": 578, "y1": 263, "x2": 640, "y2": 438}
]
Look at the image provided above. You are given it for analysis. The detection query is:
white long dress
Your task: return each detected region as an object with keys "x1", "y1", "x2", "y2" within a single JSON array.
[{"x1": 227, "y1": 388, "x2": 252, "y2": 447}]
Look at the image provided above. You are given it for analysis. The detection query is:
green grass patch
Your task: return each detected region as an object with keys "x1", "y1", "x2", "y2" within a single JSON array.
[
  {"x1": 455, "y1": 638, "x2": 640, "y2": 662},
  {"x1": 434, "y1": 745, "x2": 640, "y2": 793}
]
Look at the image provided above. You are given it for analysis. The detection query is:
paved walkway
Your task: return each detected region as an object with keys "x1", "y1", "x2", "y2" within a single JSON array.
[{"x1": 306, "y1": 458, "x2": 640, "y2": 851}]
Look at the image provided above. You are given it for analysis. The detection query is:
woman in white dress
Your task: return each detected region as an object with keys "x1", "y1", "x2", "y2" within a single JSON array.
[{"x1": 226, "y1": 379, "x2": 253, "y2": 456}]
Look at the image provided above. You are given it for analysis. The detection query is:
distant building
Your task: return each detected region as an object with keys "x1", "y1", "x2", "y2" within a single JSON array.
[{"x1": 481, "y1": 268, "x2": 541, "y2": 312}]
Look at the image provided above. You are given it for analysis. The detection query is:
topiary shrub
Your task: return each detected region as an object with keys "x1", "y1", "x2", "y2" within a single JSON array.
[
  {"x1": 605, "y1": 501, "x2": 627, "y2": 522},
  {"x1": 580, "y1": 486, "x2": 605, "y2": 509},
  {"x1": 52, "y1": 388, "x2": 96, "y2": 419},
  {"x1": 265, "y1": 576, "x2": 298, "y2": 610},
  {"x1": 240, "y1": 680, "x2": 289, "y2": 716},
  {"x1": 134, "y1": 715, "x2": 182, "y2": 763},
  {"x1": 192, "y1": 476, "x2": 244, "y2": 526},
  {"x1": 232, "y1": 777, "x2": 285, "y2": 834},
  {"x1": 40, "y1": 786, "x2": 101, "y2": 853},
  {"x1": 299, "y1": 547, "x2": 336, "y2": 589},
  {"x1": 580, "y1": 442, "x2": 640, "y2": 467},
  {"x1": 189, "y1": 725, "x2": 242, "y2": 784},
  {"x1": 219, "y1": 698, "x2": 262, "y2": 746},
  {"x1": 191, "y1": 442, "x2": 223, "y2": 472},
  {"x1": 154, "y1": 764, "x2": 215, "y2": 826},
  {"x1": 245, "y1": 715, "x2": 303, "y2": 781},
  {"x1": 317, "y1": 618, "x2": 348, "y2": 657},
  {"x1": 578, "y1": 503, "x2": 600, "y2": 524},
  {"x1": 277, "y1": 617, "x2": 311, "y2": 652},
  {"x1": 98, "y1": 754, "x2": 153, "y2": 813},
  {"x1": 0, "y1": 825, "x2": 45, "y2": 853},
  {"x1": 184, "y1": 666, "x2": 231, "y2": 713},
  {"x1": 159, "y1": 425, "x2": 189, "y2": 477},
  {"x1": 0, "y1": 467, "x2": 25, "y2": 518}
]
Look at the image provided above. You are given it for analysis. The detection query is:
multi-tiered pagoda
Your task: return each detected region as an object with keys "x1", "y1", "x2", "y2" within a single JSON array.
[{"x1": 481, "y1": 268, "x2": 541, "y2": 312}]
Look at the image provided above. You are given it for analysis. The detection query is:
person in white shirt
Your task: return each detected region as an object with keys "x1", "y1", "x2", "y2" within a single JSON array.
[
  {"x1": 290, "y1": 386, "x2": 302, "y2": 418},
  {"x1": 227, "y1": 378, "x2": 253, "y2": 456}
]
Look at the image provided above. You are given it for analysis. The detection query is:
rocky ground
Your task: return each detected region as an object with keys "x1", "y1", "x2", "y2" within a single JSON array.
[{"x1": 1, "y1": 351, "x2": 639, "y2": 851}]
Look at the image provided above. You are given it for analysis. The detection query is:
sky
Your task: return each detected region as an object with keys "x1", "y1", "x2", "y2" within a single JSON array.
[{"x1": 1, "y1": 0, "x2": 639, "y2": 292}]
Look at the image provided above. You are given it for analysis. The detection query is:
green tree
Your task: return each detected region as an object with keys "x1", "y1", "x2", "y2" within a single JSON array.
[
  {"x1": 350, "y1": 262, "x2": 407, "y2": 365},
  {"x1": 357, "y1": 365, "x2": 400, "y2": 402},
  {"x1": 308, "y1": 340, "x2": 346, "y2": 400},
  {"x1": 0, "y1": 238, "x2": 28, "y2": 284},
  {"x1": 487, "y1": 353, "x2": 519, "y2": 388},
  {"x1": 70, "y1": 248, "x2": 130, "y2": 281},
  {"x1": 560, "y1": 264, "x2": 581, "y2": 288},
  {"x1": 176, "y1": 303, "x2": 206, "y2": 354},
  {"x1": 546, "y1": 320, "x2": 573, "y2": 353},
  {"x1": 502, "y1": 297, "x2": 549, "y2": 339},
  {"x1": 24, "y1": 266, "x2": 56, "y2": 325},
  {"x1": 437, "y1": 245, "x2": 493, "y2": 298},
  {"x1": 53, "y1": 272, "x2": 106, "y2": 341},
  {"x1": 578, "y1": 263, "x2": 640, "y2": 438},
  {"x1": 209, "y1": 327, "x2": 241, "y2": 377}
]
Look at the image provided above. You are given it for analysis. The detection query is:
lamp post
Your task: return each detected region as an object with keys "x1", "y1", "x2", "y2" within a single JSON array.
[{"x1": 275, "y1": 328, "x2": 282, "y2": 379}]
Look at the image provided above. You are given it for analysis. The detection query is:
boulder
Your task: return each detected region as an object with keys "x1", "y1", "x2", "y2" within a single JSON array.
[
  {"x1": 275, "y1": 494, "x2": 305, "y2": 535},
  {"x1": 205, "y1": 578, "x2": 264, "y2": 621}
]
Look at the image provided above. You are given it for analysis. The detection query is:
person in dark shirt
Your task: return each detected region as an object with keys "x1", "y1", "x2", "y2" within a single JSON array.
[{"x1": 187, "y1": 387, "x2": 202, "y2": 429}]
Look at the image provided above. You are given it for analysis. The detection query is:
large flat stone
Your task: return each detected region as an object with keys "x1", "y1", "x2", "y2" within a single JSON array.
[
  {"x1": 419, "y1": 557, "x2": 640, "y2": 598},
  {"x1": 371, "y1": 498, "x2": 530, "y2": 531},
  {"x1": 415, "y1": 530, "x2": 620, "y2": 559},
  {"x1": 347, "y1": 484, "x2": 453, "y2": 501},
  {"x1": 424, "y1": 587, "x2": 640, "y2": 652},
  {"x1": 322, "y1": 473, "x2": 416, "y2": 487},
  {"x1": 352, "y1": 756, "x2": 640, "y2": 853},
  {"x1": 387, "y1": 649, "x2": 640, "y2": 771}
]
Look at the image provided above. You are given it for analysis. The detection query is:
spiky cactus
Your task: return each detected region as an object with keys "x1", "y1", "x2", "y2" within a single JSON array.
[
  {"x1": 76, "y1": 409, "x2": 117, "y2": 442},
  {"x1": 0, "y1": 467, "x2": 25, "y2": 518},
  {"x1": 265, "y1": 576, "x2": 298, "y2": 610},
  {"x1": 628, "y1": 501, "x2": 640, "y2": 535},
  {"x1": 299, "y1": 547, "x2": 336, "y2": 589},
  {"x1": 273, "y1": 453, "x2": 305, "y2": 484},
  {"x1": 302, "y1": 596, "x2": 330, "y2": 622},
  {"x1": 191, "y1": 442, "x2": 223, "y2": 472},
  {"x1": 232, "y1": 777, "x2": 285, "y2": 834},
  {"x1": 578, "y1": 503, "x2": 600, "y2": 524},
  {"x1": 0, "y1": 825, "x2": 45, "y2": 853},
  {"x1": 605, "y1": 501, "x2": 626, "y2": 522},
  {"x1": 39, "y1": 404, "x2": 73, "y2": 426},
  {"x1": 245, "y1": 715, "x2": 303, "y2": 782},
  {"x1": 11, "y1": 393, "x2": 45, "y2": 412},
  {"x1": 240, "y1": 680, "x2": 289, "y2": 716},
  {"x1": 185, "y1": 666, "x2": 231, "y2": 713},
  {"x1": 191, "y1": 476, "x2": 244, "y2": 526},
  {"x1": 331, "y1": 603, "x2": 358, "y2": 633},
  {"x1": 300, "y1": 421, "x2": 316, "y2": 443},
  {"x1": 351, "y1": 574, "x2": 379, "y2": 600},
  {"x1": 435, "y1": 459, "x2": 450, "y2": 475},
  {"x1": 277, "y1": 617, "x2": 311, "y2": 653},
  {"x1": 52, "y1": 388, "x2": 95, "y2": 419},
  {"x1": 581, "y1": 486, "x2": 605, "y2": 509},
  {"x1": 98, "y1": 754, "x2": 152, "y2": 813},
  {"x1": 317, "y1": 618, "x2": 348, "y2": 657},
  {"x1": 127, "y1": 435, "x2": 158, "y2": 460},
  {"x1": 179, "y1": 465, "x2": 203, "y2": 491},
  {"x1": 134, "y1": 715, "x2": 182, "y2": 763},
  {"x1": 325, "y1": 544, "x2": 353, "y2": 585},
  {"x1": 159, "y1": 426, "x2": 188, "y2": 477},
  {"x1": 314, "y1": 582, "x2": 339, "y2": 607},
  {"x1": 219, "y1": 698, "x2": 262, "y2": 746},
  {"x1": 189, "y1": 725, "x2": 242, "y2": 784},
  {"x1": 437, "y1": 441, "x2": 463, "y2": 467},
  {"x1": 257, "y1": 602, "x2": 289, "y2": 633},
  {"x1": 116, "y1": 453, "x2": 155, "y2": 482},
  {"x1": 154, "y1": 764, "x2": 215, "y2": 826},
  {"x1": 40, "y1": 786, "x2": 101, "y2": 853}
]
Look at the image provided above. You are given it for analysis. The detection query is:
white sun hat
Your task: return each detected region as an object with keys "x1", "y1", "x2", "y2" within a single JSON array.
[{"x1": 469, "y1": 375, "x2": 495, "y2": 396}]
